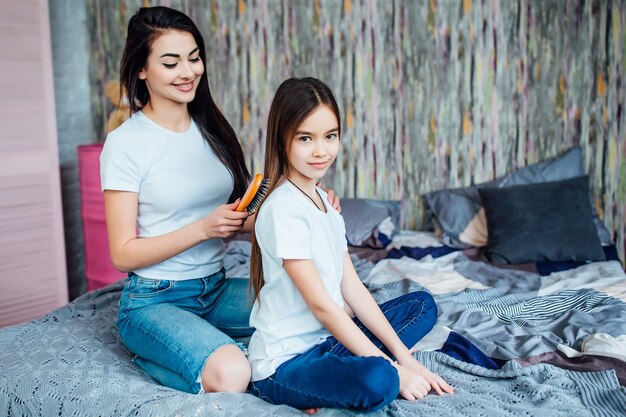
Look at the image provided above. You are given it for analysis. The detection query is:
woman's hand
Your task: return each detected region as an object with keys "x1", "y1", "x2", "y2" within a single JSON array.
[
  {"x1": 396, "y1": 354, "x2": 454, "y2": 397},
  {"x1": 317, "y1": 182, "x2": 341, "y2": 212},
  {"x1": 201, "y1": 199, "x2": 249, "y2": 239}
]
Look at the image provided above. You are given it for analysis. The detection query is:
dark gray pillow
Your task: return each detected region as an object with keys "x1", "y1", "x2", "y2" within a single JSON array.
[
  {"x1": 477, "y1": 176, "x2": 606, "y2": 264},
  {"x1": 425, "y1": 146, "x2": 612, "y2": 248},
  {"x1": 340, "y1": 199, "x2": 401, "y2": 248}
]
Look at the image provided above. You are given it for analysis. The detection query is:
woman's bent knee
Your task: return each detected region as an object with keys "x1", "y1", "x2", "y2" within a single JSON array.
[{"x1": 201, "y1": 344, "x2": 251, "y2": 393}]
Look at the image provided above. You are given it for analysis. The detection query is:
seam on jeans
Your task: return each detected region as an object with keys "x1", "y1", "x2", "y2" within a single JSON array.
[
  {"x1": 380, "y1": 298, "x2": 425, "y2": 316},
  {"x1": 326, "y1": 338, "x2": 340, "y2": 352},
  {"x1": 250, "y1": 382, "x2": 274, "y2": 404},
  {"x1": 191, "y1": 339, "x2": 235, "y2": 391},
  {"x1": 395, "y1": 300, "x2": 426, "y2": 336},
  {"x1": 212, "y1": 325, "x2": 251, "y2": 331},
  {"x1": 197, "y1": 270, "x2": 225, "y2": 310},
  {"x1": 265, "y1": 374, "x2": 335, "y2": 405},
  {"x1": 117, "y1": 279, "x2": 135, "y2": 326},
  {"x1": 194, "y1": 340, "x2": 246, "y2": 390},
  {"x1": 196, "y1": 354, "x2": 212, "y2": 393},
  {"x1": 330, "y1": 299, "x2": 428, "y2": 352},
  {"x1": 130, "y1": 279, "x2": 174, "y2": 299},
  {"x1": 366, "y1": 301, "x2": 425, "y2": 352}
]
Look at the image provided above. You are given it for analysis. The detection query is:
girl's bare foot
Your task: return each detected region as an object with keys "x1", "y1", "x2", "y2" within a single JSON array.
[{"x1": 303, "y1": 408, "x2": 320, "y2": 414}]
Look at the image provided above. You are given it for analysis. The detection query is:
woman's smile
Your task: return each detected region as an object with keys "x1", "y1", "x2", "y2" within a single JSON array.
[{"x1": 174, "y1": 81, "x2": 195, "y2": 92}]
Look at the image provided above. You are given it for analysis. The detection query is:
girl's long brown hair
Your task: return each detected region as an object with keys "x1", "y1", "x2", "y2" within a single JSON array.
[{"x1": 250, "y1": 77, "x2": 341, "y2": 300}]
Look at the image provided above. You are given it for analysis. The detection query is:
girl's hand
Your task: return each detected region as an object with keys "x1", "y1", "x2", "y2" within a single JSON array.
[
  {"x1": 396, "y1": 354, "x2": 454, "y2": 396},
  {"x1": 317, "y1": 182, "x2": 341, "y2": 212},
  {"x1": 202, "y1": 199, "x2": 249, "y2": 239},
  {"x1": 394, "y1": 363, "x2": 431, "y2": 400}
]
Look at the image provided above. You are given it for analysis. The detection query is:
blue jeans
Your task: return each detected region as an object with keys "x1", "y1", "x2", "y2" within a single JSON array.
[
  {"x1": 250, "y1": 291, "x2": 437, "y2": 412},
  {"x1": 116, "y1": 269, "x2": 254, "y2": 393}
]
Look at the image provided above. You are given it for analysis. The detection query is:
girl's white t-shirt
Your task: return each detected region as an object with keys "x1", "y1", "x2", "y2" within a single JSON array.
[
  {"x1": 248, "y1": 181, "x2": 348, "y2": 381},
  {"x1": 100, "y1": 111, "x2": 234, "y2": 280}
]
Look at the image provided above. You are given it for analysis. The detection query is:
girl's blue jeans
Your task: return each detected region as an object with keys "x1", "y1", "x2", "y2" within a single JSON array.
[
  {"x1": 116, "y1": 269, "x2": 253, "y2": 393},
  {"x1": 250, "y1": 291, "x2": 437, "y2": 412}
]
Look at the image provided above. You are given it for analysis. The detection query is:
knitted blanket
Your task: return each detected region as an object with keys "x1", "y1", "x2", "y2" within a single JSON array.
[{"x1": 2, "y1": 280, "x2": 625, "y2": 417}]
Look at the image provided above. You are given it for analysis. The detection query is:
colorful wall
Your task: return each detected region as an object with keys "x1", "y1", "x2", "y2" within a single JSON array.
[{"x1": 86, "y1": 0, "x2": 625, "y2": 258}]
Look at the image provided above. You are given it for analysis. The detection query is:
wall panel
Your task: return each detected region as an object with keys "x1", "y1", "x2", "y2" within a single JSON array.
[{"x1": 86, "y1": 0, "x2": 626, "y2": 259}]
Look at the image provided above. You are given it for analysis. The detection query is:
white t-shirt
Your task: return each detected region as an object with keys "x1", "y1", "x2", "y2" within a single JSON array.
[
  {"x1": 248, "y1": 181, "x2": 348, "y2": 381},
  {"x1": 100, "y1": 112, "x2": 234, "y2": 280}
]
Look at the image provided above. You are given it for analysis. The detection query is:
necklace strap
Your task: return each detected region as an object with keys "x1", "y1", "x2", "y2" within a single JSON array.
[{"x1": 286, "y1": 179, "x2": 327, "y2": 213}]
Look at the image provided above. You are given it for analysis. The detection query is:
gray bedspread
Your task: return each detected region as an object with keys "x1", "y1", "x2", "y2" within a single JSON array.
[{"x1": 1, "y1": 235, "x2": 626, "y2": 416}]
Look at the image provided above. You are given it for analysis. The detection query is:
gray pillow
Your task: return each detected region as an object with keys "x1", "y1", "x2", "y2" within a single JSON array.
[
  {"x1": 340, "y1": 199, "x2": 401, "y2": 248},
  {"x1": 478, "y1": 176, "x2": 606, "y2": 264},
  {"x1": 425, "y1": 146, "x2": 612, "y2": 248}
]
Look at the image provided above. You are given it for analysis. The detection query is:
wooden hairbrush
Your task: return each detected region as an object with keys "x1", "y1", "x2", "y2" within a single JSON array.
[{"x1": 235, "y1": 173, "x2": 269, "y2": 214}]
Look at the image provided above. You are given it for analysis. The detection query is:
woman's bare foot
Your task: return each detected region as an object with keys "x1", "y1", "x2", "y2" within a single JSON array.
[{"x1": 303, "y1": 408, "x2": 320, "y2": 414}]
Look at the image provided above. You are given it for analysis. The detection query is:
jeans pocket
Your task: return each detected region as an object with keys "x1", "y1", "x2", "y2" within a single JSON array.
[{"x1": 130, "y1": 277, "x2": 173, "y2": 299}]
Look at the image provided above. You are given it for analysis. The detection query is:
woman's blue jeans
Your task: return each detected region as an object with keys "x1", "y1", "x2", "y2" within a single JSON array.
[
  {"x1": 250, "y1": 291, "x2": 437, "y2": 412},
  {"x1": 116, "y1": 269, "x2": 254, "y2": 393}
]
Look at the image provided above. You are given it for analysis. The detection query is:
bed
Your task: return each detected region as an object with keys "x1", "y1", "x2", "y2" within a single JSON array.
[{"x1": 2, "y1": 147, "x2": 625, "y2": 416}]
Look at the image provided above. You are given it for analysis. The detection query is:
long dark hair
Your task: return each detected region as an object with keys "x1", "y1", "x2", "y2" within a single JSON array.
[
  {"x1": 120, "y1": 6, "x2": 249, "y2": 201},
  {"x1": 250, "y1": 77, "x2": 341, "y2": 299}
]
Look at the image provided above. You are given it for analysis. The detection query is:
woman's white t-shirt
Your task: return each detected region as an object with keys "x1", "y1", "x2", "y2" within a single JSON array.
[
  {"x1": 248, "y1": 181, "x2": 348, "y2": 381},
  {"x1": 100, "y1": 111, "x2": 233, "y2": 280}
]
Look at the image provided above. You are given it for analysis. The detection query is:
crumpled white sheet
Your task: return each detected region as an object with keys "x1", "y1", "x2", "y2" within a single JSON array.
[
  {"x1": 386, "y1": 230, "x2": 443, "y2": 249},
  {"x1": 539, "y1": 260, "x2": 626, "y2": 301},
  {"x1": 557, "y1": 333, "x2": 626, "y2": 362},
  {"x1": 363, "y1": 251, "x2": 489, "y2": 294}
]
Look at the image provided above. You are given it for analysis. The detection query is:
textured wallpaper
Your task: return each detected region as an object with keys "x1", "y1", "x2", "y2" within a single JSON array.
[{"x1": 87, "y1": 0, "x2": 626, "y2": 258}]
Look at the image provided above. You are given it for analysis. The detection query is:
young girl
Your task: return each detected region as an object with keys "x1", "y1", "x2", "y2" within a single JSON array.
[
  {"x1": 101, "y1": 7, "x2": 340, "y2": 395},
  {"x1": 248, "y1": 77, "x2": 453, "y2": 412}
]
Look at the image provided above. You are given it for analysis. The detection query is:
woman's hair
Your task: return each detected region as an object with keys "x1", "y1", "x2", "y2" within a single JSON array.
[
  {"x1": 119, "y1": 6, "x2": 249, "y2": 201},
  {"x1": 250, "y1": 77, "x2": 341, "y2": 299}
]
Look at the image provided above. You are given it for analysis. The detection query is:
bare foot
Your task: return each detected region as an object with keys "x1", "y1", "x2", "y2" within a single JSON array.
[{"x1": 303, "y1": 408, "x2": 321, "y2": 414}]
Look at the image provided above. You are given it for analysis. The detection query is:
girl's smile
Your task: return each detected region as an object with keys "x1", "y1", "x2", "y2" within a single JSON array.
[{"x1": 308, "y1": 161, "x2": 329, "y2": 168}]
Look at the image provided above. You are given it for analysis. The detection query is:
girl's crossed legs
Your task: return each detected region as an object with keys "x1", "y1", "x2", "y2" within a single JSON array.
[{"x1": 250, "y1": 291, "x2": 437, "y2": 412}]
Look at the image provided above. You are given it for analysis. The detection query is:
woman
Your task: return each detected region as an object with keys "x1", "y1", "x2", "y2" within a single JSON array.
[{"x1": 100, "y1": 6, "x2": 338, "y2": 394}]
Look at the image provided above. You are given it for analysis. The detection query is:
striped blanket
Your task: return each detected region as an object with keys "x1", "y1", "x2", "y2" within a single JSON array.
[{"x1": 1, "y1": 231, "x2": 625, "y2": 416}]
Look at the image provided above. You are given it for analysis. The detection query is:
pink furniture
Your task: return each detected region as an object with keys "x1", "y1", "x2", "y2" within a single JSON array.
[
  {"x1": 78, "y1": 144, "x2": 125, "y2": 291},
  {"x1": 0, "y1": 1, "x2": 69, "y2": 327}
]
